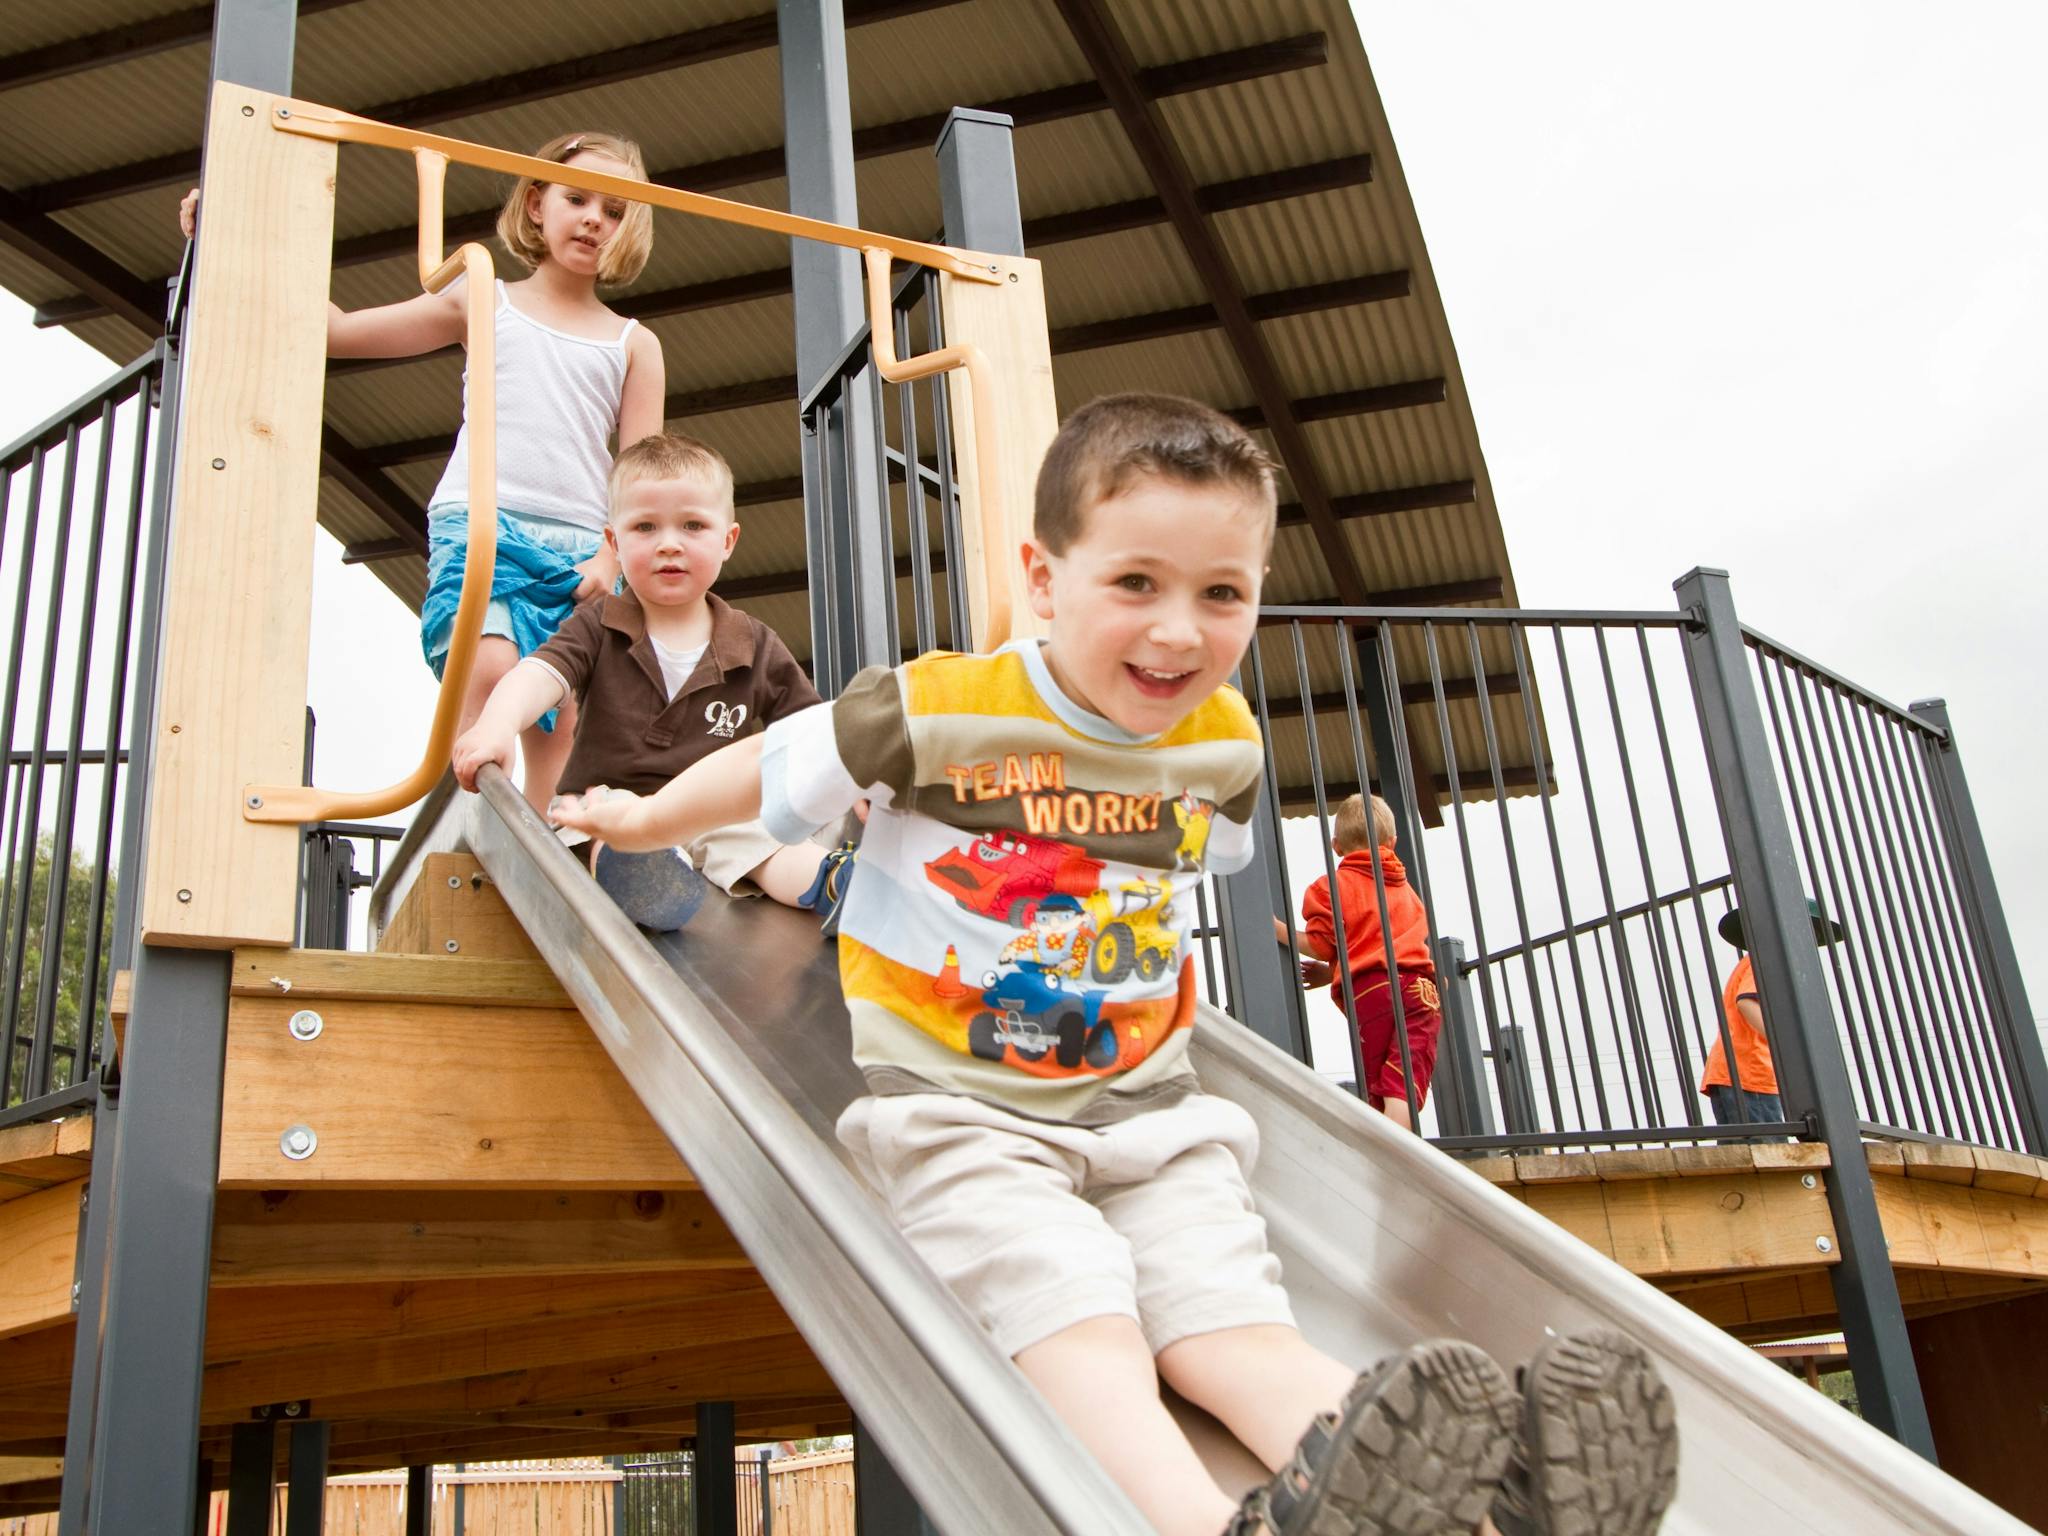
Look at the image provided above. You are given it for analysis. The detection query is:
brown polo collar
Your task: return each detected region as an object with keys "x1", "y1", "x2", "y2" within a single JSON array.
[{"x1": 596, "y1": 588, "x2": 756, "y2": 679}]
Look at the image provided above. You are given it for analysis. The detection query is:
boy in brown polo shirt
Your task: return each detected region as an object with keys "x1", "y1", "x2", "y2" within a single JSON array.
[{"x1": 452, "y1": 432, "x2": 849, "y2": 928}]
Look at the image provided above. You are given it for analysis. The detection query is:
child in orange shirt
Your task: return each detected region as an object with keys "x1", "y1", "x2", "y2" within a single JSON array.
[{"x1": 1279, "y1": 793, "x2": 1441, "y2": 1132}]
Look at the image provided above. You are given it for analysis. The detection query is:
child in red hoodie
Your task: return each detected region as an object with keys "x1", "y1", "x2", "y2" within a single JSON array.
[{"x1": 1279, "y1": 793, "x2": 1442, "y2": 1131}]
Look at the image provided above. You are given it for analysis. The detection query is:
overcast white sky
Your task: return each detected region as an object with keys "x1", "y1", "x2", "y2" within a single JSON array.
[{"x1": 0, "y1": 3, "x2": 2040, "y2": 1062}]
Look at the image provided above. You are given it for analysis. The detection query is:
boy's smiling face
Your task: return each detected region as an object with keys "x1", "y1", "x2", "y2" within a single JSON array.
[
  {"x1": 606, "y1": 473, "x2": 739, "y2": 612},
  {"x1": 1023, "y1": 472, "x2": 1268, "y2": 737}
]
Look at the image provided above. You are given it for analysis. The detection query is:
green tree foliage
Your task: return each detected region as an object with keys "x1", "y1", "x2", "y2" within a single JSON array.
[{"x1": 4, "y1": 834, "x2": 115, "y2": 1107}]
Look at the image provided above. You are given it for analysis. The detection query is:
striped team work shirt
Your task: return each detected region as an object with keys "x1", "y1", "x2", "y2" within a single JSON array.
[{"x1": 761, "y1": 641, "x2": 1264, "y2": 1124}]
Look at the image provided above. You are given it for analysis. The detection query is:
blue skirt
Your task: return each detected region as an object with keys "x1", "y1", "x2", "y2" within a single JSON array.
[{"x1": 421, "y1": 506, "x2": 601, "y2": 734}]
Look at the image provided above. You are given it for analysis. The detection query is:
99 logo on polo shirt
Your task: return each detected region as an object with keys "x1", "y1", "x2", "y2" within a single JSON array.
[{"x1": 705, "y1": 701, "x2": 749, "y2": 739}]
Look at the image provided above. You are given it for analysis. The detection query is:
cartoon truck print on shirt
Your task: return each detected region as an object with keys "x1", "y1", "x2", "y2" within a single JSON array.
[
  {"x1": 930, "y1": 832, "x2": 1180, "y2": 983},
  {"x1": 968, "y1": 960, "x2": 1120, "y2": 1071},
  {"x1": 925, "y1": 830, "x2": 1104, "y2": 927}
]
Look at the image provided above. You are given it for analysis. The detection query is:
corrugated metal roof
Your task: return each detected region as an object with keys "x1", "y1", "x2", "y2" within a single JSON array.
[{"x1": 0, "y1": 0, "x2": 1531, "y2": 801}]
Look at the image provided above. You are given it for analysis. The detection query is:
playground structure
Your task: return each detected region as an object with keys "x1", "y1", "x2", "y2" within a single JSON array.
[{"x1": 0, "y1": 1, "x2": 2044, "y2": 1532}]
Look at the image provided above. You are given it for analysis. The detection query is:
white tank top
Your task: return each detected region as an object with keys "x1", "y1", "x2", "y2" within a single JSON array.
[{"x1": 429, "y1": 279, "x2": 637, "y2": 531}]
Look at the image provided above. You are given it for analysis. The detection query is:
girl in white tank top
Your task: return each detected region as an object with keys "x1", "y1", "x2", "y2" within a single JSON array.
[{"x1": 324, "y1": 130, "x2": 667, "y2": 812}]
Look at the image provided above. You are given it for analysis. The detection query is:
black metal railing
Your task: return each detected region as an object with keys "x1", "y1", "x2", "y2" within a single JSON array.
[
  {"x1": 0, "y1": 345, "x2": 169, "y2": 1117},
  {"x1": 1744, "y1": 628, "x2": 2030, "y2": 1149},
  {"x1": 1186, "y1": 592, "x2": 2042, "y2": 1158},
  {"x1": 797, "y1": 260, "x2": 971, "y2": 692}
]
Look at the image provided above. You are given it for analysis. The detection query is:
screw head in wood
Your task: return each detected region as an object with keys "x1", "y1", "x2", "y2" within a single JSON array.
[
  {"x1": 280, "y1": 1125, "x2": 318, "y2": 1160},
  {"x1": 177, "y1": 889, "x2": 192, "y2": 903},
  {"x1": 1801, "y1": 1173, "x2": 1818, "y2": 1189},
  {"x1": 287, "y1": 1009, "x2": 323, "y2": 1041},
  {"x1": 1815, "y1": 1235, "x2": 1834, "y2": 1254},
  {"x1": 444, "y1": 938, "x2": 460, "y2": 952}
]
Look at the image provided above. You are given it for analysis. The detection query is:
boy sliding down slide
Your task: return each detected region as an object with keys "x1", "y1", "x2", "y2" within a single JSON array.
[
  {"x1": 557, "y1": 395, "x2": 1678, "y2": 1535},
  {"x1": 452, "y1": 433, "x2": 851, "y2": 930}
]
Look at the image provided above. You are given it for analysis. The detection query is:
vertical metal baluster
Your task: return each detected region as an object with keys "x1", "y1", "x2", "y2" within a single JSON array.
[
  {"x1": 1371, "y1": 622, "x2": 1449, "y2": 959},
  {"x1": 1510, "y1": 623, "x2": 1609, "y2": 1130},
  {"x1": 29, "y1": 401, "x2": 120, "y2": 1099},
  {"x1": 6, "y1": 430, "x2": 83, "y2": 1086},
  {"x1": 1591, "y1": 627, "x2": 1690, "y2": 1125},
  {"x1": 1818, "y1": 674, "x2": 1958, "y2": 1138},
  {"x1": 77, "y1": 378, "x2": 154, "y2": 1085},
  {"x1": 893, "y1": 295, "x2": 936, "y2": 657},
  {"x1": 1541, "y1": 938, "x2": 1587, "y2": 1130},
  {"x1": 1292, "y1": 622, "x2": 1370, "y2": 1100},
  {"x1": 1892, "y1": 713, "x2": 2020, "y2": 1148},
  {"x1": 1243, "y1": 633, "x2": 1303, "y2": 991},
  {"x1": 925, "y1": 271, "x2": 969, "y2": 648},
  {"x1": 1634, "y1": 626, "x2": 1728, "y2": 1125},
  {"x1": 1423, "y1": 623, "x2": 1522, "y2": 1124},
  {"x1": 1194, "y1": 878, "x2": 1223, "y2": 1011},
  {"x1": 862, "y1": 363, "x2": 899, "y2": 669},
  {"x1": 1801, "y1": 664, "x2": 1941, "y2": 1135},
  {"x1": 1762, "y1": 652, "x2": 1895, "y2": 1126},
  {"x1": 0, "y1": 451, "x2": 44, "y2": 1091},
  {"x1": 1330, "y1": 622, "x2": 1419, "y2": 1116},
  {"x1": 1462, "y1": 622, "x2": 1563, "y2": 1130},
  {"x1": 1548, "y1": 626, "x2": 1658, "y2": 1123},
  {"x1": 1586, "y1": 921, "x2": 1640, "y2": 1126},
  {"x1": 1848, "y1": 692, "x2": 1985, "y2": 1141}
]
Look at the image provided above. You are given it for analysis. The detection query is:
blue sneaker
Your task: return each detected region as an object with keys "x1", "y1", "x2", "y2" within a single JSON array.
[
  {"x1": 798, "y1": 842, "x2": 857, "y2": 936},
  {"x1": 593, "y1": 844, "x2": 708, "y2": 931}
]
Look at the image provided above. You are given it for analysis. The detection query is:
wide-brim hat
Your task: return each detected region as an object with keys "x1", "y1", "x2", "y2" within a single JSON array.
[{"x1": 1718, "y1": 898, "x2": 1846, "y2": 952}]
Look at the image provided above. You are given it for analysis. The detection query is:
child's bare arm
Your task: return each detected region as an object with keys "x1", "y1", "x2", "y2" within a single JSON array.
[
  {"x1": 616, "y1": 326, "x2": 667, "y2": 447},
  {"x1": 327, "y1": 286, "x2": 466, "y2": 359},
  {"x1": 451, "y1": 661, "x2": 565, "y2": 790},
  {"x1": 552, "y1": 733, "x2": 765, "y2": 851}
]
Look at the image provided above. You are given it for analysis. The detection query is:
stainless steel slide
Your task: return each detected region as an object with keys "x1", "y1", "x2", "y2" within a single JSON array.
[{"x1": 439, "y1": 771, "x2": 2030, "y2": 1536}]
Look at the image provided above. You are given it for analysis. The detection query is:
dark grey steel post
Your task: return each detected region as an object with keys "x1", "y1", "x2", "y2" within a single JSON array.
[
  {"x1": 224, "y1": 1419, "x2": 277, "y2": 1536},
  {"x1": 1494, "y1": 1025, "x2": 1540, "y2": 1137},
  {"x1": 1215, "y1": 790, "x2": 1311, "y2": 1061},
  {"x1": 80, "y1": 6, "x2": 296, "y2": 1530},
  {"x1": 1676, "y1": 566, "x2": 1933, "y2": 1456},
  {"x1": 404, "y1": 1465, "x2": 433, "y2": 1536},
  {"x1": 284, "y1": 1419, "x2": 330, "y2": 1534},
  {"x1": 757, "y1": 1447, "x2": 774, "y2": 1536},
  {"x1": 853, "y1": 1419, "x2": 940, "y2": 1536},
  {"x1": 1431, "y1": 939, "x2": 1496, "y2": 1139},
  {"x1": 693, "y1": 1402, "x2": 737, "y2": 1536},
  {"x1": 1908, "y1": 697, "x2": 2048, "y2": 1153},
  {"x1": 780, "y1": 0, "x2": 893, "y2": 689},
  {"x1": 935, "y1": 108, "x2": 1025, "y2": 257}
]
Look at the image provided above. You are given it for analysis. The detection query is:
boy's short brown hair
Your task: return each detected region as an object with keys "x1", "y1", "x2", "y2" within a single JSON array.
[
  {"x1": 1332, "y1": 793, "x2": 1398, "y2": 854},
  {"x1": 608, "y1": 432, "x2": 735, "y2": 518},
  {"x1": 497, "y1": 130, "x2": 654, "y2": 286},
  {"x1": 1034, "y1": 392, "x2": 1278, "y2": 554}
]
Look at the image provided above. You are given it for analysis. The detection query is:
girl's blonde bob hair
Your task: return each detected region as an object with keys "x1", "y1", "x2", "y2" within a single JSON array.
[{"x1": 495, "y1": 130, "x2": 653, "y2": 286}]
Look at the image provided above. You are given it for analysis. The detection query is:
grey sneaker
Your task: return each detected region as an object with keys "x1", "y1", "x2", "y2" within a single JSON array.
[
  {"x1": 1226, "y1": 1339, "x2": 1517, "y2": 1535},
  {"x1": 1490, "y1": 1330, "x2": 1678, "y2": 1536}
]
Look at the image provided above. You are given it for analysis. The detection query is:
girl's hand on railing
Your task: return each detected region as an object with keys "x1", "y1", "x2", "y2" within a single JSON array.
[
  {"x1": 572, "y1": 546, "x2": 619, "y2": 602},
  {"x1": 451, "y1": 724, "x2": 516, "y2": 792},
  {"x1": 550, "y1": 785, "x2": 664, "y2": 852},
  {"x1": 178, "y1": 187, "x2": 199, "y2": 239}
]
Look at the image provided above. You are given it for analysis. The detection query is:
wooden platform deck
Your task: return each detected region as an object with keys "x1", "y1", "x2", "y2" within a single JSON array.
[{"x1": 3, "y1": 851, "x2": 2044, "y2": 1515}]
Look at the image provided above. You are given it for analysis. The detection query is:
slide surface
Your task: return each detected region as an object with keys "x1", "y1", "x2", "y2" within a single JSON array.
[{"x1": 449, "y1": 772, "x2": 2033, "y2": 1536}]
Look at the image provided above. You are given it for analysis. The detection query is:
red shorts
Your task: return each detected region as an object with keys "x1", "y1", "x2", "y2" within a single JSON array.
[{"x1": 1340, "y1": 971, "x2": 1443, "y2": 1110}]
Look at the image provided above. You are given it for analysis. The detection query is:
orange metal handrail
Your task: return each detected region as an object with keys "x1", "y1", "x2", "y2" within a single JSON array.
[{"x1": 245, "y1": 101, "x2": 1014, "y2": 826}]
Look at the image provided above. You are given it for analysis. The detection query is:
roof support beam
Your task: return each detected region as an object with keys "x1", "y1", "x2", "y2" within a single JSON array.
[
  {"x1": 0, "y1": 0, "x2": 368, "y2": 95},
  {"x1": 16, "y1": 0, "x2": 969, "y2": 213},
  {"x1": 1254, "y1": 578, "x2": 1506, "y2": 618},
  {"x1": 354, "y1": 273, "x2": 1422, "y2": 466},
  {"x1": 1051, "y1": 0, "x2": 1370, "y2": 607},
  {"x1": 35, "y1": 80, "x2": 1354, "y2": 333}
]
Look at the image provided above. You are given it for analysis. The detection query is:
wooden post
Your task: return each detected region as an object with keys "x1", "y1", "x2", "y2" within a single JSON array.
[
  {"x1": 141, "y1": 81, "x2": 335, "y2": 948},
  {"x1": 937, "y1": 255, "x2": 1058, "y2": 649}
]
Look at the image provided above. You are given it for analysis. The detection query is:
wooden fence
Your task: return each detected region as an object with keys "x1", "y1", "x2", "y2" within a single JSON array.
[{"x1": 0, "y1": 1451, "x2": 856, "y2": 1536}]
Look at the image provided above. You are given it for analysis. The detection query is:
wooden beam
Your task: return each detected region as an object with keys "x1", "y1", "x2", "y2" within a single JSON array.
[
  {"x1": 219, "y1": 993, "x2": 695, "y2": 1189},
  {"x1": 17, "y1": 0, "x2": 972, "y2": 213},
  {"x1": 199, "y1": 1284, "x2": 802, "y2": 1416},
  {"x1": 0, "y1": 0, "x2": 368, "y2": 95},
  {"x1": 1052, "y1": 0, "x2": 1369, "y2": 607},
  {"x1": 0, "y1": 1113, "x2": 92, "y2": 1205},
  {"x1": 0, "y1": 184, "x2": 164, "y2": 332},
  {"x1": 211, "y1": 1188, "x2": 745, "y2": 1285},
  {"x1": 1048, "y1": 271, "x2": 1409, "y2": 355},
  {"x1": 1229, "y1": 378, "x2": 1447, "y2": 430},
  {"x1": 0, "y1": 1179, "x2": 84, "y2": 1339},
  {"x1": 1278, "y1": 481, "x2": 1475, "y2": 527},
  {"x1": 229, "y1": 947, "x2": 568, "y2": 1009},
  {"x1": 319, "y1": 427, "x2": 428, "y2": 553}
]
